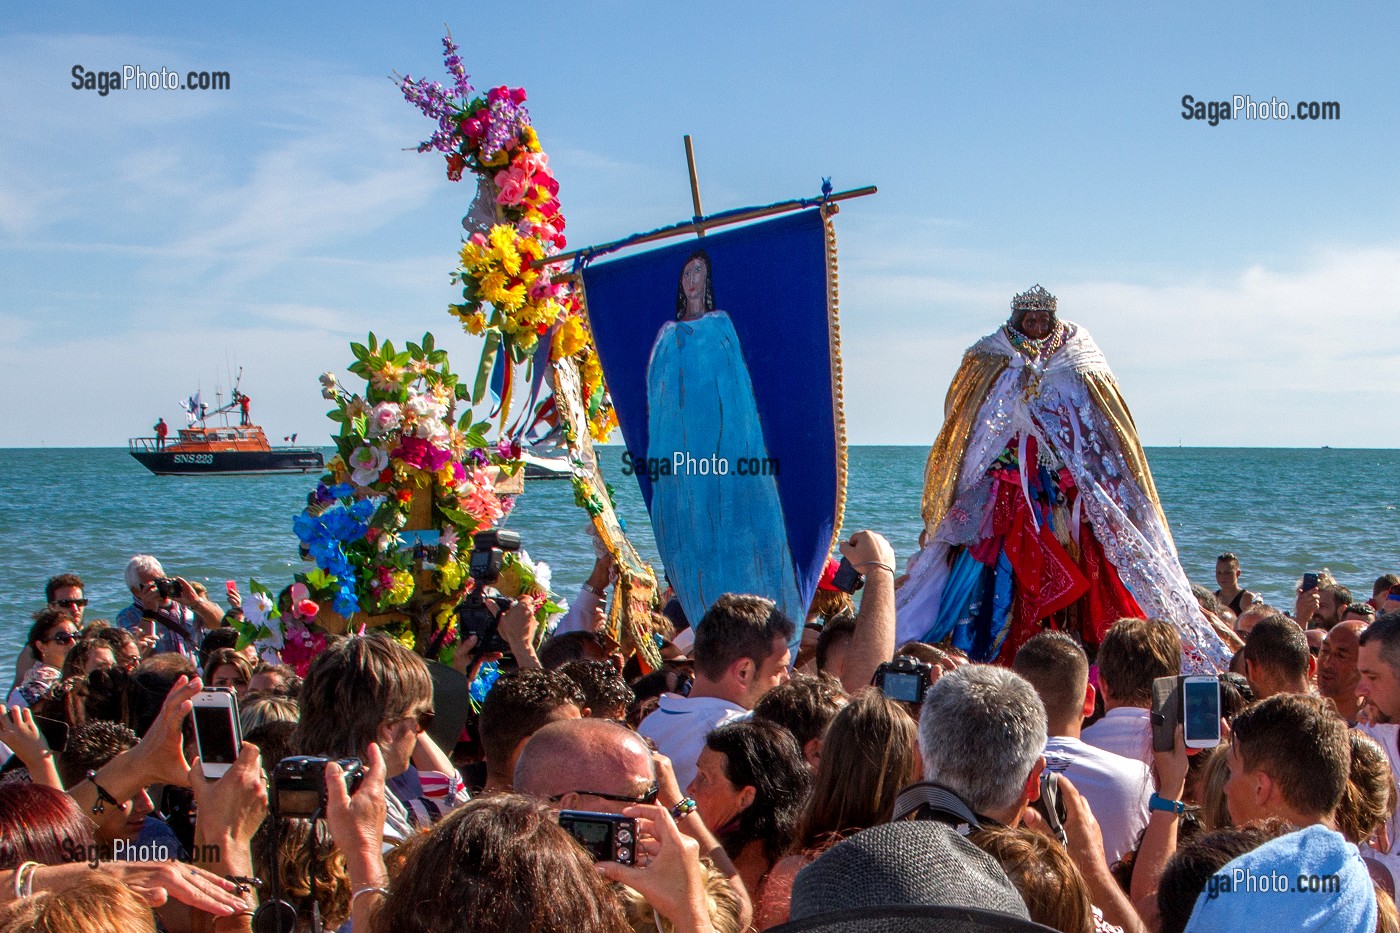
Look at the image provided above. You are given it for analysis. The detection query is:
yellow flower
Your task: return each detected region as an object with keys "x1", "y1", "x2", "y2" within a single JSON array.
[
  {"x1": 438, "y1": 560, "x2": 465, "y2": 593},
  {"x1": 488, "y1": 225, "x2": 516, "y2": 253},
  {"x1": 388, "y1": 570, "x2": 415, "y2": 604},
  {"x1": 459, "y1": 241, "x2": 484, "y2": 268},
  {"x1": 589, "y1": 407, "x2": 618, "y2": 443},
  {"x1": 552, "y1": 315, "x2": 587, "y2": 359},
  {"x1": 371, "y1": 362, "x2": 404, "y2": 392},
  {"x1": 521, "y1": 126, "x2": 541, "y2": 152},
  {"x1": 395, "y1": 627, "x2": 417, "y2": 651}
]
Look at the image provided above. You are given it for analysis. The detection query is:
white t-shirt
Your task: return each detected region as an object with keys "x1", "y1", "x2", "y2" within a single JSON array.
[
  {"x1": 1044, "y1": 735, "x2": 1153, "y2": 866},
  {"x1": 638, "y1": 694, "x2": 750, "y2": 790},
  {"x1": 1356, "y1": 721, "x2": 1400, "y2": 887},
  {"x1": 1081, "y1": 707, "x2": 1154, "y2": 769}
]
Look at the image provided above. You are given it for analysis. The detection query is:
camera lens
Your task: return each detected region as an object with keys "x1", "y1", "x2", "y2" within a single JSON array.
[{"x1": 617, "y1": 828, "x2": 633, "y2": 844}]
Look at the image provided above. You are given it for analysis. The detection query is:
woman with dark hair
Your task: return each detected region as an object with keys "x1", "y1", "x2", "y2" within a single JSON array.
[
  {"x1": 645, "y1": 249, "x2": 802, "y2": 635},
  {"x1": 0, "y1": 783, "x2": 96, "y2": 869},
  {"x1": 59, "y1": 637, "x2": 116, "y2": 680},
  {"x1": 687, "y1": 719, "x2": 810, "y2": 903},
  {"x1": 9, "y1": 610, "x2": 80, "y2": 707},
  {"x1": 754, "y1": 691, "x2": 920, "y2": 928},
  {"x1": 368, "y1": 794, "x2": 630, "y2": 933}
]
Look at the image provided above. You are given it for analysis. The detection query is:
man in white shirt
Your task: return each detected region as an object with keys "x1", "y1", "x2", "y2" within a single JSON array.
[
  {"x1": 639, "y1": 593, "x2": 794, "y2": 788},
  {"x1": 1013, "y1": 632, "x2": 1152, "y2": 866},
  {"x1": 1081, "y1": 617, "x2": 1181, "y2": 768}
]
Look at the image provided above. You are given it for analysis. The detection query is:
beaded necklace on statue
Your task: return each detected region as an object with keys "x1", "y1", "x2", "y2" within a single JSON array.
[{"x1": 1004, "y1": 321, "x2": 1067, "y2": 361}]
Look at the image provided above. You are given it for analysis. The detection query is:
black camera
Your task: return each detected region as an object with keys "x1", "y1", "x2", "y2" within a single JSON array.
[
  {"x1": 469, "y1": 529, "x2": 522, "y2": 583},
  {"x1": 454, "y1": 529, "x2": 524, "y2": 657},
  {"x1": 873, "y1": 656, "x2": 933, "y2": 705},
  {"x1": 558, "y1": 810, "x2": 637, "y2": 865},
  {"x1": 271, "y1": 756, "x2": 364, "y2": 819},
  {"x1": 153, "y1": 577, "x2": 182, "y2": 599},
  {"x1": 829, "y1": 556, "x2": 865, "y2": 594}
]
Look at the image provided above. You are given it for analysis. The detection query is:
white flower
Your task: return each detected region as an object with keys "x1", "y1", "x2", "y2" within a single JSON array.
[
  {"x1": 244, "y1": 592, "x2": 273, "y2": 629},
  {"x1": 406, "y1": 394, "x2": 447, "y2": 422},
  {"x1": 366, "y1": 402, "x2": 403, "y2": 437},
  {"x1": 349, "y1": 445, "x2": 389, "y2": 486},
  {"x1": 533, "y1": 559, "x2": 552, "y2": 595},
  {"x1": 319, "y1": 372, "x2": 338, "y2": 388}
]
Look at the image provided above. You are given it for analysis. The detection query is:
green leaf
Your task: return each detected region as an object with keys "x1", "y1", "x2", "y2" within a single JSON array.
[
  {"x1": 422, "y1": 333, "x2": 436, "y2": 353},
  {"x1": 382, "y1": 340, "x2": 395, "y2": 358},
  {"x1": 351, "y1": 343, "x2": 369, "y2": 363},
  {"x1": 394, "y1": 351, "x2": 412, "y2": 367},
  {"x1": 327, "y1": 409, "x2": 348, "y2": 423},
  {"x1": 352, "y1": 413, "x2": 367, "y2": 437},
  {"x1": 438, "y1": 506, "x2": 482, "y2": 530},
  {"x1": 367, "y1": 332, "x2": 379, "y2": 353},
  {"x1": 406, "y1": 341, "x2": 422, "y2": 358}
]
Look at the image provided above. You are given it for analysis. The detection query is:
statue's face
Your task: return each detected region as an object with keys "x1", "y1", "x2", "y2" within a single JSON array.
[{"x1": 1014, "y1": 308, "x2": 1055, "y2": 340}]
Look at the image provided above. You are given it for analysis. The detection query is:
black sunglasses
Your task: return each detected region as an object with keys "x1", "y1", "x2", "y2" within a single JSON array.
[
  {"x1": 55, "y1": 599, "x2": 89, "y2": 609},
  {"x1": 44, "y1": 631, "x2": 80, "y2": 646},
  {"x1": 550, "y1": 784, "x2": 659, "y2": 806}
]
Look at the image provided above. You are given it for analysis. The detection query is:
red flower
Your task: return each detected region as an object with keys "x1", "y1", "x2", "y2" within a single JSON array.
[
  {"x1": 397, "y1": 488, "x2": 414, "y2": 503},
  {"x1": 446, "y1": 152, "x2": 465, "y2": 181}
]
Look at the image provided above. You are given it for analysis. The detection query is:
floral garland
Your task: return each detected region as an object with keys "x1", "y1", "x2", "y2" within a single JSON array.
[
  {"x1": 235, "y1": 333, "x2": 564, "y2": 670},
  {"x1": 398, "y1": 31, "x2": 617, "y2": 443}
]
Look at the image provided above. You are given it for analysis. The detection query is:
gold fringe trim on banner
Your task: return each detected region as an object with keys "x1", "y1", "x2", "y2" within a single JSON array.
[{"x1": 822, "y1": 205, "x2": 850, "y2": 556}]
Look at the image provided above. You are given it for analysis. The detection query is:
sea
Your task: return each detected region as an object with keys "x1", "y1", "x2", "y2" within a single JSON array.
[{"x1": 3, "y1": 446, "x2": 1398, "y2": 663}]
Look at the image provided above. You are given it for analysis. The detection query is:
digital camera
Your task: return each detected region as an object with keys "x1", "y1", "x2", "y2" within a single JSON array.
[
  {"x1": 873, "y1": 656, "x2": 933, "y2": 705},
  {"x1": 271, "y1": 756, "x2": 364, "y2": 819},
  {"x1": 558, "y1": 810, "x2": 638, "y2": 865}
]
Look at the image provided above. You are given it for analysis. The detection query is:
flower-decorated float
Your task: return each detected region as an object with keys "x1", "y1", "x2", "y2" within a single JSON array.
[{"x1": 239, "y1": 32, "x2": 660, "y2": 674}]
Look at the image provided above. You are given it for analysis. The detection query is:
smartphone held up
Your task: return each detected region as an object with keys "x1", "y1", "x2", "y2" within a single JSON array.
[{"x1": 192, "y1": 687, "x2": 243, "y2": 779}]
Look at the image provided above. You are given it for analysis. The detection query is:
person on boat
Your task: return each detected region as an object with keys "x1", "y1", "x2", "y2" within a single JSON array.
[
  {"x1": 236, "y1": 391, "x2": 251, "y2": 426},
  {"x1": 153, "y1": 418, "x2": 168, "y2": 450},
  {"x1": 895, "y1": 284, "x2": 1231, "y2": 673}
]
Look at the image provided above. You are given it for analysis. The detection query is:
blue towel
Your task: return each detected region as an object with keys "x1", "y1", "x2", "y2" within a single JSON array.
[{"x1": 1185, "y1": 824, "x2": 1376, "y2": 933}]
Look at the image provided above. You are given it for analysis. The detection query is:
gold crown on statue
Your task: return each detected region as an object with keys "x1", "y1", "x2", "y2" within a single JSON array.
[{"x1": 1011, "y1": 284, "x2": 1057, "y2": 314}]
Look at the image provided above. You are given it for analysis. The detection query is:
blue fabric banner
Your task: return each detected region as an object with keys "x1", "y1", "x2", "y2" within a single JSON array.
[{"x1": 581, "y1": 208, "x2": 842, "y2": 638}]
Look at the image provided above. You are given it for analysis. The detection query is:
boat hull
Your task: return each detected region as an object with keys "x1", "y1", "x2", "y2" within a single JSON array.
[{"x1": 130, "y1": 448, "x2": 324, "y2": 476}]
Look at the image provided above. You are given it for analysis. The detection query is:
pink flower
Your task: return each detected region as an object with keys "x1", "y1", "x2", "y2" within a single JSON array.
[
  {"x1": 518, "y1": 151, "x2": 549, "y2": 177},
  {"x1": 494, "y1": 165, "x2": 531, "y2": 205},
  {"x1": 392, "y1": 435, "x2": 452, "y2": 472},
  {"x1": 367, "y1": 402, "x2": 403, "y2": 437},
  {"x1": 290, "y1": 582, "x2": 310, "y2": 604},
  {"x1": 292, "y1": 599, "x2": 320, "y2": 621},
  {"x1": 469, "y1": 231, "x2": 488, "y2": 247}
]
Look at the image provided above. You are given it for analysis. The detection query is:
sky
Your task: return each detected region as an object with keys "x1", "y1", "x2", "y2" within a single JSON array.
[{"x1": 3, "y1": 2, "x2": 1399, "y2": 448}]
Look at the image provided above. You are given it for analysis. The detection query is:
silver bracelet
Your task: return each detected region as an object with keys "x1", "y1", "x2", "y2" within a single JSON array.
[
  {"x1": 350, "y1": 884, "x2": 390, "y2": 906},
  {"x1": 13, "y1": 861, "x2": 39, "y2": 900}
]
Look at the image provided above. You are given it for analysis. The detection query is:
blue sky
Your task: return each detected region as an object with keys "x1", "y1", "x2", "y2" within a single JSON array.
[{"x1": 3, "y1": 2, "x2": 1398, "y2": 447}]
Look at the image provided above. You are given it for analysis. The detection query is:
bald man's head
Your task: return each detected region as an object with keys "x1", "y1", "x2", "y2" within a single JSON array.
[{"x1": 513, "y1": 718, "x2": 656, "y2": 814}]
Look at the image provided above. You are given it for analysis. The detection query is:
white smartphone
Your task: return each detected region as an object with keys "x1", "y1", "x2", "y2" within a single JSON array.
[
  {"x1": 1181, "y1": 675, "x2": 1222, "y2": 749},
  {"x1": 192, "y1": 687, "x2": 243, "y2": 779}
]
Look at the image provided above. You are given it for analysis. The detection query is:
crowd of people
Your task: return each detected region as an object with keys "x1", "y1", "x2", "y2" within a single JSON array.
[{"x1": 2, "y1": 542, "x2": 1400, "y2": 933}]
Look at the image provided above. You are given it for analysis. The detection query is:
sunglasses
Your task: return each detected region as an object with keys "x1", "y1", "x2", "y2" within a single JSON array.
[
  {"x1": 550, "y1": 783, "x2": 659, "y2": 806},
  {"x1": 55, "y1": 599, "x2": 89, "y2": 609},
  {"x1": 45, "y1": 631, "x2": 80, "y2": 646}
]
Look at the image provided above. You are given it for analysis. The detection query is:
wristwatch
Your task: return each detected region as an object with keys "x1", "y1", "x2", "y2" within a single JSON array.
[{"x1": 1149, "y1": 792, "x2": 1186, "y2": 815}]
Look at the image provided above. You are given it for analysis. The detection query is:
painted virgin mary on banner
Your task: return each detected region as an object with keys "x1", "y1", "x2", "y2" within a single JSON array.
[{"x1": 896, "y1": 285, "x2": 1230, "y2": 673}]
